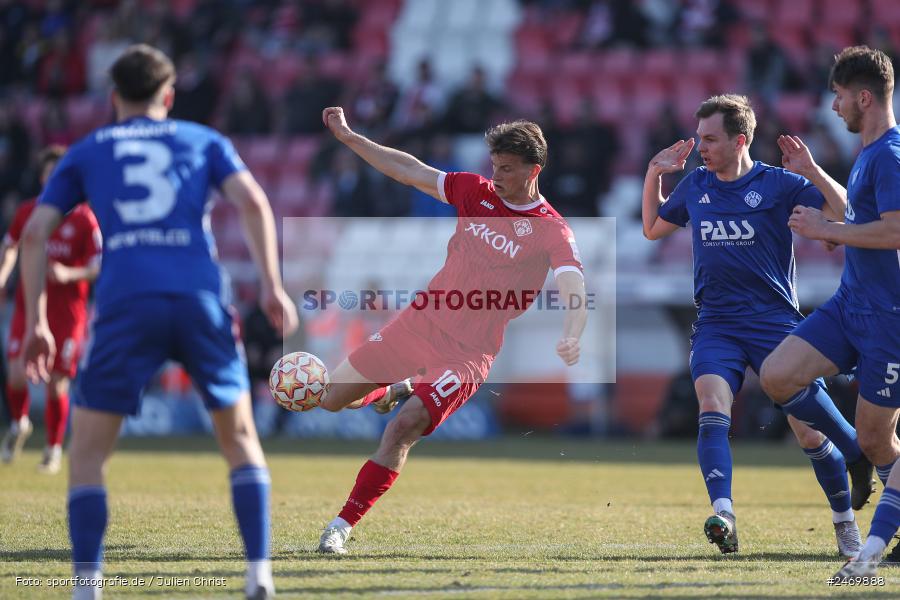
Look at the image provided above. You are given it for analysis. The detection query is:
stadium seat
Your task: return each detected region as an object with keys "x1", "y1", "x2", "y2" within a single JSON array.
[
  {"x1": 820, "y1": 0, "x2": 862, "y2": 26},
  {"x1": 730, "y1": 0, "x2": 771, "y2": 21},
  {"x1": 812, "y1": 26, "x2": 859, "y2": 54},
  {"x1": 598, "y1": 49, "x2": 637, "y2": 78},
  {"x1": 283, "y1": 137, "x2": 320, "y2": 174},
  {"x1": 872, "y1": 0, "x2": 900, "y2": 22},
  {"x1": 773, "y1": 0, "x2": 813, "y2": 27},
  {"x1": 639, "y1": 50, "x2": 678, "y2": 90},
  {"x1": 774, "y1": 94, "x2": 815, "y2": 132}
]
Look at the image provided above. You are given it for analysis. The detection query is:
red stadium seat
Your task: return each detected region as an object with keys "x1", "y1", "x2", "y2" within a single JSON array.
[
  {"x1": 639, "y1": 50, "x2": 678, "y2": 82},
  {"x1": 599, "y1": 49, "x2": 637, "y2": 78},
  {"x1": 820, "y1": 0, "x2": 863, "y2": 26},
  {"x1": 283, "y1": 137, "x2": 320, "y2": 174},
  {"x1": 730, "y1": 0, "x2": 771, "y2": 21},
  {"x1": 591, "y1": 80, "x2": 627, "y2": 122},
  {"x1": 239, "y1": 137, "x2": 284, "y2": 174},
  {"x1": 769, "y1": 25, "x2": 812, "y2": 67},
  {"x1": 812, "y1": 26, "x2": 859, "y2": 54},
  {"x1": 872, "y1": 0, "x2": 900, "y2": 22},
  {"x1": 774, "y1": 93, "x2": 815, "y2": 132},
  {"x1": 774, "y1": 0, "x2": 813, "y2": 27}
]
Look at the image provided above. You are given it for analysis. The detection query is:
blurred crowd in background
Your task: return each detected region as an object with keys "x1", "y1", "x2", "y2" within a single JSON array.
[{"x1": 1, "y1": 0, "x2": 895, "y2": 437}]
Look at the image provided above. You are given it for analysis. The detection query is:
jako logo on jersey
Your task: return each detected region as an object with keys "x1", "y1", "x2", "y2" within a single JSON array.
[
  {"x1": 514, "y1": 219, "x2": 533, "y2": 237},
  {"x1": 464, "y1": 223, "x2": 521, "y2": 258},
  {"x1": 744, "y1": 191, "x2": 763, "y2": 208},
  {"x1": 699, "y1": 220, "x2": 755, "y2": 241},
  {"x1": 480, "y1": 200, "x2": 495, "y2": 210},
  {"x1": 698, "y1": 193, "x2": 711, "y2": 204}
]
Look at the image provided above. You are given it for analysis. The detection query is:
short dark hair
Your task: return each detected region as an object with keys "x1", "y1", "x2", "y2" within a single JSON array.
[
  {"x1": 695, "y1": 94, "x2": 757, "y2": 145},
  {"x1": 829, "y1": 45, "x2": 895, "y2": 101},
  {"x1": 484, "y1": 120, "x2": 547, "y2": 167},
  {"x1": 37, "y1": 145, "x2": 66, "y2": 173},
  {"x1": 110, "y1": 44, "x2": 175, "y2": 103}
]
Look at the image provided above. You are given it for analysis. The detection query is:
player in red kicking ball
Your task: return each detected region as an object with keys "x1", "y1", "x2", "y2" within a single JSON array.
[{"x1": 314, "y1": 106, "x2": 587, "y2": 554}]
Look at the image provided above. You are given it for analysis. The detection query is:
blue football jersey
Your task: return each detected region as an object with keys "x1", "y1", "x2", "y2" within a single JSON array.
[
  {"x1": 839, "y1": 126, "x2": 900, "y2": 314},
  {"x1": 659, "y1": 161, "x2": 825, "y2": 318},
  {"x1": 39, "y1": 117, "x2": 246, "y2": 311}
]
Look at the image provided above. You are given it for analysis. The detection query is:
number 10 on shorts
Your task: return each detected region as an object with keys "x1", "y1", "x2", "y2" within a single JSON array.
[{"x1": 433, "y1": 370, "x2": 462, "y2": 398}]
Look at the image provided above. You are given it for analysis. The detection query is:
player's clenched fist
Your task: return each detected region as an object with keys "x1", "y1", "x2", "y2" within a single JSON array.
[
  {"x1": 788, "y1": 205, "x2": 832, "y2": 241},
  {"x1": 556, "y1": 337, "x2": 580, "y2": 366},
  {"x1": 322, "y1": 107, "x2": 353, "y2": 141}
]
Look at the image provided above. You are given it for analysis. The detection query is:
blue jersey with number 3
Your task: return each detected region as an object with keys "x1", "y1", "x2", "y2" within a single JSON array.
[{"x1": 38, "y1": 117, "x2": 245, "y2": 311}]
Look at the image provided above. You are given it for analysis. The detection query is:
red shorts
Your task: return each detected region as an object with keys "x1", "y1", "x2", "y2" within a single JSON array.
[
  {"x1": 348, "y1": 307, "x2": 493, "y2": 435},
  {"x1": 7, "y1": 310, "x2": 86, "y2": 378}
]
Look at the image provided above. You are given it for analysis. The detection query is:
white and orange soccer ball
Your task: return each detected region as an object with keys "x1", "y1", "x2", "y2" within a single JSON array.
[{"x1": 268, "y1": 351, "x2": 329, "y2": 412}]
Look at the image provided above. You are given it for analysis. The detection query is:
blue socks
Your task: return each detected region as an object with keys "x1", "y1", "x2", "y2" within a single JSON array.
[
  {"x1": 869, "y1": 488, "x2": 900, "y2": 545},
  {"x1": 230, "y1": 465, "x2": 271, "y2": 561},
  {"x1": 876, "y1": 460, "x2": 896, "y2": 486},
  {"x1": 68, "y1": 486, "x2": 107, "y2": 574},
  {"x1": 803, "y1": 440, "x2": 852, "y2": 513},
  {"x1": 698, "y1": 412, "x2": 732, "y2": 505},
  {"x1": 781, "y1": 383, "x2": 862, "y2": 464}
]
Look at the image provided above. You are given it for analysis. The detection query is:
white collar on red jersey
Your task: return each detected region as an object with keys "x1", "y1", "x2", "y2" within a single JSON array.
[{"x1": 500, "y1": 195, "x2": 545, "y2": 212}]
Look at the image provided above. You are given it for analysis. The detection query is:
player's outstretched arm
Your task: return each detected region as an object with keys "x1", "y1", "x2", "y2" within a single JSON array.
[
  {"x1": 221, "y1": 170, "x2": 299, "y2": 337},
  {"x1": 19, "y1": 204, "x2": 62, "y2": 382},
  {"x1": 322, "y1": 106, "x2": 444, "y2": 202},
  {"x1": 555, "y1": 270, "x2": 587, "y2": 366},
  {"x1": 778, "y1": 135, "x2": 847, "y2": 221},
  {"x1": 790, "y1": 207, "x2": 900, "y2": 249},
  {"x1": 642, "y1": 140, "x2": 693, "y2": 240}
]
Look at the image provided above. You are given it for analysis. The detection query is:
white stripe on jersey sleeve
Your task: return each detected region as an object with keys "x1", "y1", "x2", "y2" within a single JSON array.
[
  {"x1": 553, "y1": 265, "x2": 584, "y2": 279},
  {"x1": 436, "y1": 171, "x2": 448, "y2": 203}
]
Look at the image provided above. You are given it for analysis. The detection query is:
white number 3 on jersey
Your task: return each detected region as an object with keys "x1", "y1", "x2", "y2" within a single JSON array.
[{"x1": 113, "y1": 140, "x2": 177, "y2": 224}]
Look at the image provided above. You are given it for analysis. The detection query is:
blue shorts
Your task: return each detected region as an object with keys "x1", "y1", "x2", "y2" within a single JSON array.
[
  {"x1": 792, "y1": 296, "x2": 900, "y2": 407},
  {"x1": 73, "y1": 292, "x2": 250, "y2": 416},
  {"x1": 690, "y1": 311, "x2": 810, "y2": 397}
]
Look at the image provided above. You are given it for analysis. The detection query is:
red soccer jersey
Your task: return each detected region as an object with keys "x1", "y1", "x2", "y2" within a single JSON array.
[
  {"x1": 5, "y1": 199, "x2": 101, "y2": 327},
  {"x1": 419, "y1": 171, "x2": 583, "y2": 355}
]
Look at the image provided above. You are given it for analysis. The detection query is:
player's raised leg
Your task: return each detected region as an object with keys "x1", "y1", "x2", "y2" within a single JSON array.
[
  {"x1": 761, "y1": 334, "x2": 873, "y2": 507},
  {"x1": 318, "y1": 358, "x2": 412, "y2": 414},
  {"x1": 694, "y1": 374, "x2": 740, "y2": 554},
  {"x1": 67, "y1": 406, "x2": 122, "y2": 600},
  {"x1": 318, "y1": 396, "x2": 431, "y2": 554},
  {"x1": 209, "y1": 392, "x2": 273, "y2": 599},
  {"x1": 1, "y1": 355, "x2": 32, "y2": 464},
  {"x1": 788, "y1": 416, "x2": 860, "y2": 556}
]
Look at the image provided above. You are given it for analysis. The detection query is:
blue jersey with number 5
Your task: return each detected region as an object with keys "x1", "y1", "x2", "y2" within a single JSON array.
[{"x1": 38, "y1": 117, "x2": 245, "y2": 311}]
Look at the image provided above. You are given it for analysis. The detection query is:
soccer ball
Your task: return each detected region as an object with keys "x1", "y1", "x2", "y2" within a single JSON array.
[{"x1": 268, "y1": 351, "x2": 329, "y2": 412}]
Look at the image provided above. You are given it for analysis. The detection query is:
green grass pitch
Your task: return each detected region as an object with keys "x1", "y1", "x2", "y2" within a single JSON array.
[{"x1": 1, "y1": 436, "x2": 897, "y2": 598}]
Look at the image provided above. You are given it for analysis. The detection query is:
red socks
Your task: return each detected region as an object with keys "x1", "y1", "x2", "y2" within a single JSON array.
[
  {"x1": 338, "y1": 460, "x2": 399, "y2": 526},
  {"x1": 6, "y1": 385, "x2": 29, "y2": 422},
  {"x1": 45, "y1": 393, "x2": 69, "y2": 446},
  {"x1": 358, "y1": 386, "x2": 388, "y2": 408}
]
